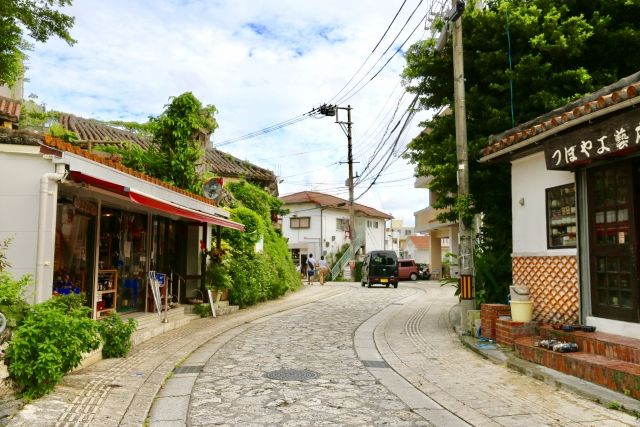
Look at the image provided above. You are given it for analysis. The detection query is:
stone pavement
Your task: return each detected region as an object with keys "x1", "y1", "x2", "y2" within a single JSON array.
[
  {"x1": 7, "y1": 284, "x2": 347, "y2": 427},
  {"x1": 8, "y1": 281, "x2": 640, "y2": 426},
  {"x1": 149, "y1": 282, "x2": 638, "y2": 426}
]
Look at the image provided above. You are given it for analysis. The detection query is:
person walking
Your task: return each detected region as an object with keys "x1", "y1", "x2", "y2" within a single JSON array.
[
  {"x1": 318, "y1": 256, "x2": 329, "y2": 285},
  {"x1": 306, "y1": 254, "x2": 317, "y2": 285}
]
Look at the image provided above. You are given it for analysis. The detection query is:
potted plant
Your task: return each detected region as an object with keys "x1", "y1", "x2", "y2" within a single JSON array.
[{"x1": 205, "y1": 248, "x2": 233, "y2": 306}]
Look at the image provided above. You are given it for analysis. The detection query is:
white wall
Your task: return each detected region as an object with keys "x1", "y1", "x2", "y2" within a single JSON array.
[
  {"x1": 361, "y1": 217, "x2": 385, "y2": 252},
  {"x1": 0, "y1": 149, "x2": 55, "y2": 303},
  {"x1": 282, "y1": 205, "x2": 386, "y2": 257},
  {"x1": 511, "y1": 152, "x2": 576, "y2": 255}
]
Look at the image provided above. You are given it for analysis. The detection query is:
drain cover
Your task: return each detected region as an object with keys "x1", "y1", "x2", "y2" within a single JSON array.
[
  {"x1": 361, "y1": 360, "x2": 390, "y2": 368},
  {"x1": 174, "y1": 364, "x2": 204, "y2": 374},
  {"x1": 265, "y1": 368, "x2": 319, "y2": 381}
]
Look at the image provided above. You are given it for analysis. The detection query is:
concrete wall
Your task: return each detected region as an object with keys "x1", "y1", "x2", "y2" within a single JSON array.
[
  {"x1": 511, "y1": 152, "x2": 576, "y2": 256},
  {"x1": 0, "y1": 148, "x2": 56, "y2": 303}
]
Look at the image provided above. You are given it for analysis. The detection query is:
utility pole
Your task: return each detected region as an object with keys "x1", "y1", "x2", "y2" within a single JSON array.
[
  {"x1": 319, "y1": 104, "x2": 356, "y2": 258},
  {"x1": 449, "y1": 0, "x2": 475, "y2": 332}
]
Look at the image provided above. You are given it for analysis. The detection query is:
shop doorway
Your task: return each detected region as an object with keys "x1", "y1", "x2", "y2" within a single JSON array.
[{"x1": 587, "y1": 159, "x2": 640, "y2": 322}]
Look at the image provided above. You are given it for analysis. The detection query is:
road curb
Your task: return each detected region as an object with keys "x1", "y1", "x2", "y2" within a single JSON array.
[{"x1": 459, "y1": 334, "x2": 640, "y2": 417}]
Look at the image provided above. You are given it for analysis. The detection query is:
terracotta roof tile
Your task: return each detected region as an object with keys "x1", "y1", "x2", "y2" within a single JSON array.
[
  {"x1": 280, "y1": 191, "x2": 393, "y2": 219},
  {"x1": 58, "y1": 114, "x2": 276, "y2": 183},
  {"x1": 407, "y1": 235, "x2": 429, "y2": 250},
  {"x1": 0, "y1": 96, "x2": 21, "y2": 122},
  {"x1": 482, "y1": 71, "x2": 640, "y2": 159}
]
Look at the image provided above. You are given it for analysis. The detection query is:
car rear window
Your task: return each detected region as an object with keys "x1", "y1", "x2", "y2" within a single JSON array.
[{"x1": 371, "y1": 254, "x2": 396, "y2": 266}]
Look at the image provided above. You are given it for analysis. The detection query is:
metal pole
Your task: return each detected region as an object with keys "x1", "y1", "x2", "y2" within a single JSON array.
[
  {"x1": 347, "y1": 105, "x2": 356, "y2": 259},
  {"x1": 451, "y1": 0, "x2": 475, "y2": 332}
]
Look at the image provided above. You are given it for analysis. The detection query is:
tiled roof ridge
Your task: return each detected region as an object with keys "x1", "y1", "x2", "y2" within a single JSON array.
[
  {"x1": 42, "y1": 134, "x2": 218, "y2": 207},
  {"x1": 482, "y1": 71, "x2": 640, "y2": 158},
  {"x1": 281, "y1": 191, "x2": 393, "y2": 219},
  {"x1": 59, "y1": 113, "x2": 276, "y2": 181},
  {"x1": 0, "y1": 95, "x2": 21, "y2": 121}
]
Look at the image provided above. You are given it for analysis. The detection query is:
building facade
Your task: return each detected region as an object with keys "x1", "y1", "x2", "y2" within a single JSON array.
[
  {"x1": 0, "y1": 129, "x2": 244, "y2": 319},
  {"x1": 481, "y1": 72, "x2": 640, "y2": 339},
  {"x1": 280, "y1": 191, "x2": 391, "y2": 269}
]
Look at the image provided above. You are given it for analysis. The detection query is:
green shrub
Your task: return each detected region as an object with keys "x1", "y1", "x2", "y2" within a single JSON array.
[
  {"x1": 0, "y1": 271, "x2": 31, "y2": 328},
  {"x1": 98, "y1": 313, "x2": 137, "y2": 358},
  {"x1": 193, "y1": 303, "x2": 212, "y2": 317},
  {"x1": 5, "y1": 294, "x2": 100, "y2": 399}
]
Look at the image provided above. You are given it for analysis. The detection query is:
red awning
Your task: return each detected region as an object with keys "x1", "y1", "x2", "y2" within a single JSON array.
[
  {"x1": 128, "y1": 190, "x2": 245, "y2": 231},
  {"x1": 69, "y1": 171, "x2": 245, "y2": 231}
]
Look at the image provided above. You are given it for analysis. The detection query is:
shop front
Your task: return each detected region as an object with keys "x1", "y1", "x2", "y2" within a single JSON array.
[
  {"x1": 480, "y1": 74, "x2": 640, "y2": 338},
  {"x1": 0, "y1": 133, "x2": 244, "y2": 321}
]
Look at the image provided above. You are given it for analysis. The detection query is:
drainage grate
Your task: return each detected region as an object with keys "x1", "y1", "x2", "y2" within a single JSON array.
[
  {"x1": 361, "y1": 360, "x2": 390, "y2": 368},
  {"x1": 265, "y1": 368, "x2": 319, "y2": 381},
  {"x1": 174, "y1": 364, "x2": 204, "y2": 374}
]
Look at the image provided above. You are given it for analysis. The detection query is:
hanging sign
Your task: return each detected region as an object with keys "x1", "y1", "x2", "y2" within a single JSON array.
[{"x1": 544, "y1": 107, "x2": 640, "y2": 170}]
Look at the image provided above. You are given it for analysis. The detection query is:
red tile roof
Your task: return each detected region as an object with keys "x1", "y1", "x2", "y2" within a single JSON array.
[
  {"x1": 280, "y1": 191, "x2": 392, "y2": 219},
  {"x1": 58, "y1": 114, "x2": 276, "y2": 183},
  {"x1": 0, "y1": 96, "x2": 20, "y2": 122},
  {"x1": 481, "y1": 72, "x2": 640, "y2": 160},
  {"x1": 407, "y1": 235, "x2": 429, "y2": 250}
]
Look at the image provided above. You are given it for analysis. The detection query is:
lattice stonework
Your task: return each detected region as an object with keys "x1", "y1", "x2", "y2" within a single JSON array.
[{"x1": 512, "y1": 256, "x2": 579, "y2": 324}]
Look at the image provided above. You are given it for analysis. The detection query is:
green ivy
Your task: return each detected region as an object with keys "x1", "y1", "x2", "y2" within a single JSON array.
[
  {"x1": 97, "y1": 313, "x2": 137, "y2": 358},
  {"x1": 5, "y1": 294, "x2": 100, "y2": 399}
]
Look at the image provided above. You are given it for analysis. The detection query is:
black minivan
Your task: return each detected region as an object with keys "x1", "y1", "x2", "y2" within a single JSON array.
[{"x1": 361, "y1": 250, "x2": 399, "y2": 288}]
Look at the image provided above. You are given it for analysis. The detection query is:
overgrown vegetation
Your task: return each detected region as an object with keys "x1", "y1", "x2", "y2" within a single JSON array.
[
  {"x1": 218, "y1": 181, "x2": 299, "y2": 308},
  {"x1": 402, "y1": 0, "x2": 640, "y2": 301},
  {"x1": 97, "y1": 313, "x2": 137, "y2": 358},
  {"x1": 5, "y1": 294, "x2": 100, "y2": 399},
  {"x1": 98, "y1": 92, "x2": 218, "y2": 195}
]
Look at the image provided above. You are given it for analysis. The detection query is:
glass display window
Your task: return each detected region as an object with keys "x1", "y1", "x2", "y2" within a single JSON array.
[
  {"x1": 546, "y1": 183, "x2": 577, "y2": 248},
  {"x1": 54, "y1": 199, "x2": 96, "y2": 303}
]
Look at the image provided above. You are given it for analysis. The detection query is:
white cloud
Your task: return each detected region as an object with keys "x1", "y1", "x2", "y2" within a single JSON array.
[{"x1": 25, "y1": 0, "x2": 437, "y2": 226}]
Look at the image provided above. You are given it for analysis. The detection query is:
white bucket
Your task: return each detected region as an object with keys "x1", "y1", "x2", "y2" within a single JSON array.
[{"x1": 510, "y1": 300, "x2": 533, "y2": 322}]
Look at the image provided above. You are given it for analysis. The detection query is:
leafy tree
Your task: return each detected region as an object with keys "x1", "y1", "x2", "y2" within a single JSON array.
[
  {"x1": 99, "y1": 92, "x2": 218, "y2": 194},
  {"x1": 0, "y1": 0, "x2": 76, "y2": 87},
  {"x1": 402, "y1": 0, "x2": 640, "y2": 301}
]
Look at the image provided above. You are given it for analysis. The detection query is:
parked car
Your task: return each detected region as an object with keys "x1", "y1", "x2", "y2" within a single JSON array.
[
  {"x1": 398, "y1": 259, "x2": 420, "y2": 281},
  {"x1": 416, "y1": 263, "x2": 431, "y2": 280},
  {"x1": 361, "y1": 250, "x2": 398, "y2": 288}
]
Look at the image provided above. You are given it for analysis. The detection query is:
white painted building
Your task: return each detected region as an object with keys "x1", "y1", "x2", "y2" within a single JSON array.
[
  {"x1": 280, "y1": 191, "x2": 392, "y2": 268},
  {"x1": 481, "y1": 73, "x2": 640, "y2": 339}
]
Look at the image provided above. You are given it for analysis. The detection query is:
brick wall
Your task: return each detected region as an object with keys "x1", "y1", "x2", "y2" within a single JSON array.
[
  {"x1": 480, "y1": 304, "x2": 511, "y2": 339},
  {"x1": 496, "y1": 319, "x2": 538, "y2": 347}
]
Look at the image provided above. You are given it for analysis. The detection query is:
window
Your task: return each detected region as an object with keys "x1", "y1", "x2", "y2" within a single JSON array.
[
  {"x1": 290, "y1": 217, "x2": 310, "y2": 229},
  {"x1": 546, "y1": 183, "x2": 577, "y2": 248},
  {"x1": 336, "y1": 218, "x2": 349, "y2": 231}
]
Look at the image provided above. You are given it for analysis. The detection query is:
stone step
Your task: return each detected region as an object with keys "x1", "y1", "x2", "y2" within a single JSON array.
[
  {"x1": 128, "y1": 307, "x2": 199, "y2": 346},
  {"x1": 515, "y1": 336, "x2": 640, "y2": 399},
  {"x1": 183, "y1": 302, "x2": 239, "y2": 316},
  {"x1": 539, "y1": 325, "x2": 640, "y2": 364}
]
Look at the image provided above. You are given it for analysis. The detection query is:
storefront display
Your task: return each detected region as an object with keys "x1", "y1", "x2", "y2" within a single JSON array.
[
  {"x1": 96, "y1": 269, "x2": 117, "y2": 318},
  {"x1": 54, "y1": 199, "x2": 96, "y2": 306},
  {"x1": 546, "y1": 184, "x2": 577, "y2": 248}
]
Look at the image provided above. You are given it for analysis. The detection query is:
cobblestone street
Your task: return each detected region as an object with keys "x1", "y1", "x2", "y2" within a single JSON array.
[{"x1": 8, "y1": 282, "x2": 640, "y2": 426}]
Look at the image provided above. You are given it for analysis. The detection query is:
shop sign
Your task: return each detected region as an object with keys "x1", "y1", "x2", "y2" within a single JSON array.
[
  {"x1": 544, "y1": 107, "x2": 640, "y2": 170},
  {"x1": 73, "y1": 196, "x2": 98, "y2": 216}
]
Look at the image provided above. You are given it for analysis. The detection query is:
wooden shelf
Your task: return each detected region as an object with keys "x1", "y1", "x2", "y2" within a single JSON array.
[{"x1": 96, "y1": 270, "x2": 118, "y2": 319}]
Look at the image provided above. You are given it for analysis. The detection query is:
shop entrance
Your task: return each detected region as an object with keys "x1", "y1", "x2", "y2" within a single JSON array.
[
  {"x1": 150, "y1": 217, "x2": 203, "y2": 305},
  {"x1": 587, "y1": 158, "x2": 640, "y2": 322}
]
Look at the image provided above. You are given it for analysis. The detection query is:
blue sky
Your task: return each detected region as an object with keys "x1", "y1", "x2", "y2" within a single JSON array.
[{"x1": 24, "y1": 0, "x2": 445, "y2": 226}]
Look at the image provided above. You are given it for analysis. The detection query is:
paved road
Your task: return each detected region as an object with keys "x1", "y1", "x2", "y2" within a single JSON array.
[
  {"x1": 8, "y1": 281, "x2": 639, "y2": 426},
  {"x1": 151, "y1": 282, "x2": 638, "y2": 426}
]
